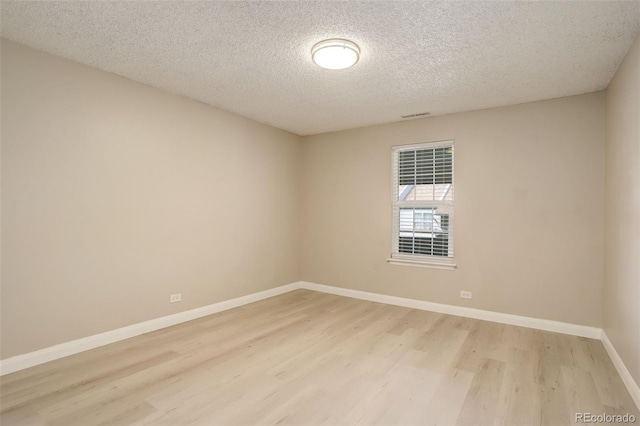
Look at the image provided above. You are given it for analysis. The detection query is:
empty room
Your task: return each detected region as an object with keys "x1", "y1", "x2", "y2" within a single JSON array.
[{"x1": 1, "y1": 1, "x2": 639, "y2": 425}]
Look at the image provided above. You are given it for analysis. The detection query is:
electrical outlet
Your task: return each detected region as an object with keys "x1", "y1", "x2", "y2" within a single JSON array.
[
  {"x1": 169, "y1": 293, "x2": 182, "y2": 303},
  {"x1": 460, "y1": 291, "x2": 472, "y2": 299}
]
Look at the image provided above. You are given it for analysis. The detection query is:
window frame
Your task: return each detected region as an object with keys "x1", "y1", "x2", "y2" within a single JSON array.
[{"x1": 388, "y1": 140, "x2": 456, "y2": 270}]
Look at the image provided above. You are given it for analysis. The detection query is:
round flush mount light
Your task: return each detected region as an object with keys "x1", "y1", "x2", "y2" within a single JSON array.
[{"x1": 311, "y1": 39, "x2": 360, "y2": 70}]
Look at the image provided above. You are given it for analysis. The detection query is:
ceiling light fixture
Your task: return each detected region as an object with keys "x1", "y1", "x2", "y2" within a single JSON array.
[{"x1": 311, "y1": 39, "x2": 360, "y2": 70}]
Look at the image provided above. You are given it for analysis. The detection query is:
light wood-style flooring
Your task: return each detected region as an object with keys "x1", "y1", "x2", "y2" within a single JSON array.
[{"x1": 1, "y1": 289, "x2": 638, "y2": 425}]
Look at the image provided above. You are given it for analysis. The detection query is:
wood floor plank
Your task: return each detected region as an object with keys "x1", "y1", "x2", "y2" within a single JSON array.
[
  {"x1": 536, "y1": 332, "x2": 572, "y2": 425},
  {"x1": 1, "y1": 351, "x2": 179, "y2": 415},
  {"x1": 456, "y1": 358, "x2": 505, "y2": 425},
  {"x1": 496, "y1": 348, "x2": 542, "y2": 425},
  {"x1": 422, "y1": 368, "x2": 476, "y2": 425},
  {"x1": 1, "y1": 289, "x2": 638, "y2": 426},
  {"x1": 561, "y1": 365, "x2": 608, "y2": 423}
]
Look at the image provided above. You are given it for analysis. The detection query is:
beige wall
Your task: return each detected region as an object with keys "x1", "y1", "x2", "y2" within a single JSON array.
[
  {"x1": 604, "y1": 34, "x2": 640, "y2": 386},
  {"x1": 0, "y1": 40, "x2": 301, "y2": 359},
  {"x1": 301, "y1": 92, "x2": 605, "y2": 327},
  {"x1": 1, "y1": 36, "x2": 626, "y2": 364}
]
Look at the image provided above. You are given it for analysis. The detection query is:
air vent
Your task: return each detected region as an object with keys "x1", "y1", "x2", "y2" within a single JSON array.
[{"x1": 401, "y1": 112, "x2": 431, "y2": 119}]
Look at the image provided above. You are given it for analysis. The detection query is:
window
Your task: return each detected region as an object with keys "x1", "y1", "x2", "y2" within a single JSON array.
[{"x1": 390, "y1": 140, "x2": 455, "y2": 269}]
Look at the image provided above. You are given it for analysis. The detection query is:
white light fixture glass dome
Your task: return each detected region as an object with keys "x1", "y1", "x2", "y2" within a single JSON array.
[{"x1": 312, "y1": 39, "x2": 360, "y2": 70}]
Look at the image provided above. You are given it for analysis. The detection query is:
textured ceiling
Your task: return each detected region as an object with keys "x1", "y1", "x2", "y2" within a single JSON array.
[{"x1": 1, "y1": 1, "x2": 639, "y2": 136}]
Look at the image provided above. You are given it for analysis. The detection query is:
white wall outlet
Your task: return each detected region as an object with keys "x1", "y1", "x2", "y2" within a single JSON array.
[
  {"x1": 169, "y1": 293, "x2": 182, "y2": 303},
  {"x1": 460, "y1": 291, "x2": 472, "y2": 299}
]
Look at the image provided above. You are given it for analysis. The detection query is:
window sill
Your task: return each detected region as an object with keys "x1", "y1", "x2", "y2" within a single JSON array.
[{"x1": 387, "y1": 257, "x2": 457, "y2": 270}]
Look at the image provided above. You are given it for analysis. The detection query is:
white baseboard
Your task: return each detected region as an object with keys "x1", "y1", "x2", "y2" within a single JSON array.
[
  {"x1": 300, "y1": 282, "x2": 640, "y2": 409},
  {"x1": 601, "y1": 331, "x2": 640, "y2": 410},
  {"x1": 0, "y1": 282, "x2": 300, "y2": 376},
  {"x1": 4, "y1": 278, "x2": 634, "y2": 411},
  {"x1": 297, "y1": 282, "x2": 601, "y2": 339}
]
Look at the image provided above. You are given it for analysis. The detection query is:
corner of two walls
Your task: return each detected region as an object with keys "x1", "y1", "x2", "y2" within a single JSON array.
[
  {"x1": 0, "y1": 39, "x2": 303, "y2": 359},
  {"x1": 603, "y1": 33, "x2": 640, "y2": 388}
]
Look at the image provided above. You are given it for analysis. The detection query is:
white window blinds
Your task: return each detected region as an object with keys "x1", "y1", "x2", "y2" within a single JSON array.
[{"x1": 391, "y1": 141, "x2": 455, "y2": 267}]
